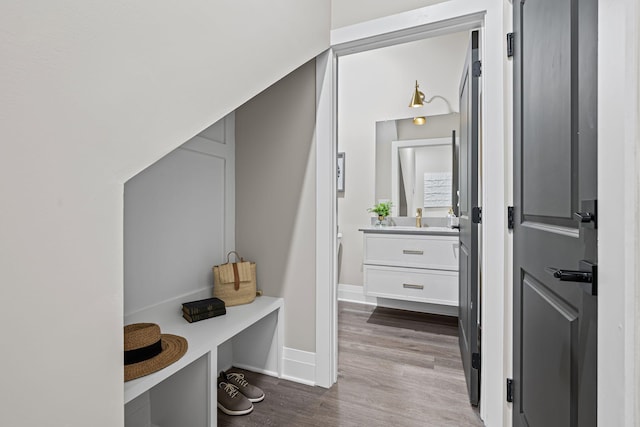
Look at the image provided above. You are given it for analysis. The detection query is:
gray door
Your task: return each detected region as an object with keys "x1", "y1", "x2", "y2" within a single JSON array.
[
  {"x1": 513, "y1": 0, "x2": 598, "y2": 426},
  {"x1": 458, "y1": 30, "x2": 480, "y2": 407}
]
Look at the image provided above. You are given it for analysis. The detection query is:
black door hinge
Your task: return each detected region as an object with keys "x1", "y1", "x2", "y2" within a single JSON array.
[
  {"x1": 472, "y1": 60, "x2": 482, "y2": 77},
  {"x1": 506, "y1": 378, "x2": 514, "y2": 402},
  {"x1": 472, "y1": 207, "x2": 482, "y2": 224},
  {"x1": 506, "y1": 33, "x2": 514, "y2": 58},
  {"x1": 471, "y1": 352, "x2": 481, "y2": 370},
  {"x1": 507, "y1": 206, "x2": 514, "y2": 229}
]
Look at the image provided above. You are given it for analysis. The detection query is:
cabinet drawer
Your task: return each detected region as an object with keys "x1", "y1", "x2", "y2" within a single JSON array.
[
  {"x1": 364, "y1": 265, "x2": 458, "y2": 306},
  {"x1": 363, "y1": 234, "x2": 459, "y2": 270}
]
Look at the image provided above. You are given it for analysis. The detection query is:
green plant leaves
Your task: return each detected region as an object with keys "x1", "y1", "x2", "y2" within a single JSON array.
[{"x1": 367, "y1": 202, "x2": 392, "y2": 217}]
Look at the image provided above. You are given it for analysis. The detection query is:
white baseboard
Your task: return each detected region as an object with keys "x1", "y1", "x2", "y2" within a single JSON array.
[
  {"x1": 338, "y1": 283, "x2": 458, "y2": 317},
  {"x1": 338, "y1": 283, "x2": 377, "y2": 305},
  {"x1": 232, "y1": 363, "x2": 279, "y2": 379},
  {"x1": 225, "y1": 347, "x2": 316, "y2": 387},
  {"x1": 281, "y1": 347, "x2": 316, "y2": 386}
]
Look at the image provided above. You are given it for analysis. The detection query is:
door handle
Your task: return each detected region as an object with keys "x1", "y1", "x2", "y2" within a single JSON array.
[
  {"x1": 573, "y1": 212, "x2": 595, "y2": 223},
  {"x1": 574, "y1": 200, "x2": 597, "y2": 228},
  {"x1": 545, "y1": 267, "x2": 592, "y2": 283},
  {"x1": 545, "y1": 260, "x2": 597, "y2": 296}
]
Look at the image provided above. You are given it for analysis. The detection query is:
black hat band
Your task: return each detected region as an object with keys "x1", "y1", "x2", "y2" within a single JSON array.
[{"x1": 124, "y1": 340, "x2": 162, "y2": 365}]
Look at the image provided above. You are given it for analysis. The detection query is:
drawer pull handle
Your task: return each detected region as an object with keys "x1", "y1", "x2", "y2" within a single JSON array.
[
  {"x1": 402, "y1": 250, "x2": 424, "y2": 255},
  {"x1": 403, "y1": 283, "x2": 424, "y2": 290}
]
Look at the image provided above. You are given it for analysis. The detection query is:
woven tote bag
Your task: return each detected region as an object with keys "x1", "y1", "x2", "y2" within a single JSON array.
[{"x1": 213, "y1": 251, "x2": 257, "y2": 306}]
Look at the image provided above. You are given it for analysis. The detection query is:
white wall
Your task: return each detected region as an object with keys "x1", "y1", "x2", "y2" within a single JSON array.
[
  {"x1": 0, "y1": 2, "x2": 329, "y2": 425},
  {"x1": 337, "y1": 32, "x2": 468, "y2": 287},
  {"x1": 331, "y1": 0, "x2": 450, "y2": 29},
  {"x1": 235, "y1": 60, "x2": 317, "y2": 353},
  {"x1": 598, "y1": 0, "x2": 640, "y2": 425}
]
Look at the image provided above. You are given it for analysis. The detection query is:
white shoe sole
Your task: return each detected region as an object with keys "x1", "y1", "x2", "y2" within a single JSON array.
[
  {"x1": 217, "y1": 402, "x2": 254, "y2": 416},
  {"x1": 247, "y1": 393, "x2": 265, "y2": 403}
]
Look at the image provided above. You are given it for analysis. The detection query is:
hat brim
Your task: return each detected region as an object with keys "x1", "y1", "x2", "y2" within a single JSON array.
[{"x1": 124, "y1": 334, "x2": 188, "y2": 382}]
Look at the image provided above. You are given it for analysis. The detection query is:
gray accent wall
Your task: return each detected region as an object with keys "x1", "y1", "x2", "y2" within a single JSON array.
[{"x1": 235, "y1": 59, "x2": 317, "y2": 353}]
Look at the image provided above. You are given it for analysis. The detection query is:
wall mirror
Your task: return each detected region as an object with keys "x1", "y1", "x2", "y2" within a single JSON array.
[{"x1": 375, "y1": 113, "x2": 460, "y2": 217}]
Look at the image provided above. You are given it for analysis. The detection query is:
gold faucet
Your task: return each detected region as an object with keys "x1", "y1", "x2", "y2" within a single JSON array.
[{"x1": 416, "y1": 208, "x2": 423, "y2": 228}]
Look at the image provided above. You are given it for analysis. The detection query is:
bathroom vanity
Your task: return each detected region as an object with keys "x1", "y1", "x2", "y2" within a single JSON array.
[{"x1": 360, "y1": 226, "x2": 459, "y2": 309}]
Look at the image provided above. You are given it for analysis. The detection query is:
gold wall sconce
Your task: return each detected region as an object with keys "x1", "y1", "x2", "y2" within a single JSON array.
[
  {"x1": 409, "y1": 80, "x2": 426, "y2": 108},
  {"x1": 409, "y1": 80, "x2": 454, "y2": 125},
  {"x1": 410, "y1": 80, "x2": 426, "y2": 125}
]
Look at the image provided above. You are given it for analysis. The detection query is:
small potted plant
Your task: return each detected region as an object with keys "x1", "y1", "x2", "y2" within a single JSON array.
[{"x1": 368, "y1": 201, "x2": 392, "y2": 226}]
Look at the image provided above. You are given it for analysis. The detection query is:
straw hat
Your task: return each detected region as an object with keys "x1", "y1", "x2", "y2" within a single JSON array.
[{"x1": 124, "y1": 323, "x2": 188, "y2": 382}]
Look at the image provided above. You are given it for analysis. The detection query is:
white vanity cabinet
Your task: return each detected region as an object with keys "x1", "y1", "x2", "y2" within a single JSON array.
[{"x1": 362, "y1": 229, "x2": 459, "y2": 307}]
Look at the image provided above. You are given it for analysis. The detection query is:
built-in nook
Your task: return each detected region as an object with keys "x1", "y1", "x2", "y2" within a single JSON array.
[
  {"x1": 123, "y1": 114, "x2": 284, "y2": 427},
  {"x1": 123, "y1": 57, "x2": 319, "y2": 426}
]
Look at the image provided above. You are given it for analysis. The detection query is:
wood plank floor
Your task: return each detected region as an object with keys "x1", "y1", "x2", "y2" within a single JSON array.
[{"x1": 219, "y1": 301, "x2": 484, "y2": 426}]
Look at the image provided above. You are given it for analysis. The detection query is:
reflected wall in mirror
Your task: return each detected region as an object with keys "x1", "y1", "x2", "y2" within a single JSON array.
[{"x1": 375, "y1": 113, "x2": 460, "y2": 217}]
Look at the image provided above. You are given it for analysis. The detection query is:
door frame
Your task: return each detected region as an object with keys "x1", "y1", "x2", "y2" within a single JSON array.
[{"x1": 315, "y1": 1, "x2": 508, "y2": 424}]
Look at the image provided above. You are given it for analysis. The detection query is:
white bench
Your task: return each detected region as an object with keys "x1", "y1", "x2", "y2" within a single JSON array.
[{"x1": 124, "y1": 295, "x2": 284, "y2": 427}]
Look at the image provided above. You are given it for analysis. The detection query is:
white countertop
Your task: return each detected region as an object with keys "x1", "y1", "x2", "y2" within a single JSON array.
[{"x1": 359, "y1": 225, "x2": 459, "y2": 235}]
